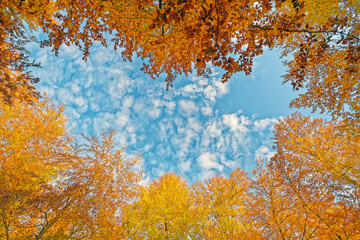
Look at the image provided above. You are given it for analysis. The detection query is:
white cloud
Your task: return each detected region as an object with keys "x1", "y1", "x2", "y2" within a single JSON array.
[
  {"x1": 70, "y1": 83, "x2": 81, "y2": 94},
  {"x1": 166, "y1": 101, "x2": 176, "y2": 115},
  {"x1": 255, "y1": 146, "x2": 275, "y2": 160},
  {"x1": 108, "y1": 76, "x2": 133, "y2": 99},
  {"x1": 147, "y1": 107, "x2": 162, "y2": 119},
  {"x1": 188, "y1": 117, "x2": 202, "y2": 132},
  {"x1": 90, "y1": 102, "x2": 100, "y2": 112},
  {"x1": 182, "y1": 83, "x2": 200, "y2": 94},
  {"x1": 253, "y1": 118, "x2": 277, "y2": 132},
  {"x1": 122, "y1": 95, "x2": 134, "y2": 109},
  {"x1": 201, "y1": 106, "x2": 213, "y2": 116},
  {"x1": 197, "y1": 152, "x2": 223, "y2": 171},
  {"x1": 206, "y1": 121, "x2": 222, "y2": 137},
  {"x1": 67, "y1": 107, "x2": 81, "y2": 119},
  {"x1": 223, "y1": 113, "x2": 250, "y2": 133},
  {"x1": 214, "y1": 80, "x2": 229, "y2": 96},
  {"x1": 133, "y1": 98, "x2": 145, "y2": 114},
  {"x1": 204, "y1": 85, "x2": 217, "y2": 102},
  {"x1": 179, "y1": 160, "x2": 191, "y2": 172},
  {"x1": 198, "y1": 169, "x2": 216, "y2": 181},
  {"x1": 115, "y1": 112, "x2": 130, "y2": 128},
  {"x1": 202, "y1": 79, "x2": 229, "y2": 102},
  {"x1": 29, "y1": 37, "x2": 278, "y2": 183},
  {"x1": 178, "y1": 99, "x2": 198, "y2": 116},
  {"x1": 197, "y1": 78, "x2": 208, "y2": 86}
]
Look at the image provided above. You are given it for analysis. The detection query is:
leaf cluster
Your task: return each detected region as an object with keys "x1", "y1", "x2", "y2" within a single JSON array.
[{"x1": 2, "y1": 0, "x2": 360, "y2": 126}]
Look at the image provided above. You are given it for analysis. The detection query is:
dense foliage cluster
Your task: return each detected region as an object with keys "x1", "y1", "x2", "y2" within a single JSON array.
[
  {"x1": 1, "y1": 102, "x2": 359, "y2": 239},
  {"x1": 1, "y1": 0, "x2": 360, "y2": 124},
  {"x1": 1, "y1": 0, "x2": 360, "y2": 239}
]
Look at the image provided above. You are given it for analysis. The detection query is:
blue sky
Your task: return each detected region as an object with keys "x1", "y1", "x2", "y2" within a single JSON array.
[{"x1": 27, "y1": 35, "x2": 316, "y2": 184}]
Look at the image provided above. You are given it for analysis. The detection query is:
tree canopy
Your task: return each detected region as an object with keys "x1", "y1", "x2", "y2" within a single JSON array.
[
  {"x1": 1, "y1": 0, "x2": 360, "y2": 239},
  {"x1": 1, "y1": 100, "x2": 360, "y2": 238},
  {"x1": 0, "y1": 99, "x2": 142, "y2": 239},
  {"x1": 1, "y1": 0, "x2": 359, "y2": 125}
]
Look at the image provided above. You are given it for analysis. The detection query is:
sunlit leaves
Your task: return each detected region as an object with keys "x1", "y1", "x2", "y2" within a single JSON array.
[
  {"x1": 0, "y1": 99, "x2": 142, "y2": 239},
  {"x1": 248, "y1": 113, "x2": 360, "y2": 239},
  {"x1": 0, "y1": 98, "x2": 70, "y2": 239},
  {"x1": 273, "y1": 112, "x2": 360, "y2": 196},
  {"x1": 1, "y1": 1, "x2": 360, "y2": 239},
  {"x1": 1, "y1": 104, "x2": 359, "y2": 239},
  {"x1": 192, "y1": 169, "x2": 251, "y2": 240},
  {"x1": 36, "y1": 131, "x2": 143, "y2": 239},
  {"x1": 122, "y1": 173, "x2": 201, "y2": 239},
  {"x1": 2, "y1": 0, "x2": 359, "y2": 124},
  {"x1": 0, "y1": 31, "x2": 41, "y2": 104}
]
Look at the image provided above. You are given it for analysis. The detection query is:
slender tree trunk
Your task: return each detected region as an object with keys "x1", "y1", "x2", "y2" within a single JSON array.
[{"x1": 1, "y1": 210, "x2": 10, "y2": 240}]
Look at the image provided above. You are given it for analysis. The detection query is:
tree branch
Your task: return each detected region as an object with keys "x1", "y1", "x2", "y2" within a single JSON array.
[
  {"x1": 250, "y1": 24, "x2": 359, "y2": 41},
  {"x1": 35, "y1": 197, "x2": 73, "y2": 239}
]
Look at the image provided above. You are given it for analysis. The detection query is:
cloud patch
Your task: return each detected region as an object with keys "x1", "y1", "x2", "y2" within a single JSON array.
[
  {"x1": 28, "y1": 37, "x2": 278, "y2": 183},
  {"x1": 197, "y1": 152, "x2": 223, "y2": 171}
]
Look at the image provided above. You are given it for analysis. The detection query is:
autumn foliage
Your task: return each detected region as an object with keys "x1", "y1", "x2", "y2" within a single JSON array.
[
  {"x1": 1, "y1": 0, "x2": 360, "y2": 239},
  {"x1": 0, "y1": 0, "x2": 359, "y2": 124},
  {"x1": 1, "y1": 96, "x2": 360, "y2": 238},
  {"x1": 0, "y1": 99, "x2": 142, "y2": 239},
  {"x1": 249, "y1": 113, "x2": 360, "y2": 239},
  {"x1": 122, "y1": 173, "x2": 202, "y2": 239}
]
